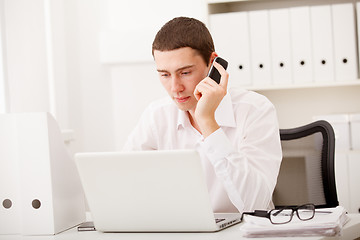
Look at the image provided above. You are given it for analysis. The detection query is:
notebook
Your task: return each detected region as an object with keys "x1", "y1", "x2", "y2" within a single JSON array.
[{"x1": 74, "y1": 149, "x2": 241, "y2": 232}]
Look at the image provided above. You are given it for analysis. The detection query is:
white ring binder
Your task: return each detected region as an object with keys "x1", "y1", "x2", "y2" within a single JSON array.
[{"x1": 0, "y1": 113, "x2": 86, "y2": 235}]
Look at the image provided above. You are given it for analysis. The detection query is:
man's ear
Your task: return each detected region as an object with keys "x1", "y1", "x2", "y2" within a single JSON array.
[{"x1": 209, "y1": 52, "x2": 218, "y2": 65}]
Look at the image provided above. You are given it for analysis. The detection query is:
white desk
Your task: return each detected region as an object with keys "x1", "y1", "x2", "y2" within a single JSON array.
[{"x1": 2, "y1": 214, "x2": 360, "y2": 240}]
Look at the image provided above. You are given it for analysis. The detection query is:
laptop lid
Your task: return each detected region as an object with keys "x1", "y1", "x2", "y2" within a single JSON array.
[{"x1": 74, "y1": 149, "x2": 240, "y2": 232}]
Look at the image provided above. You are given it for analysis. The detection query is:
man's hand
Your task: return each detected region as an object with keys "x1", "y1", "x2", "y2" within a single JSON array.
[{"x1": 193, "y1": 61, "x2": 229, "y2": 138}]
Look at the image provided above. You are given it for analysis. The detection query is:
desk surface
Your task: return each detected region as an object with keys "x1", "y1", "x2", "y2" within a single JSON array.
[{"x1": 2, "y1": 214, "x2": 360, "y2": 240}]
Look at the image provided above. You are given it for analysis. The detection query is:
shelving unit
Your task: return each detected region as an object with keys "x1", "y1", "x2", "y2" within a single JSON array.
[
  {"x1": 206, "y1": 0, "x2": 360, "y2": 127},
  {"x1": 206, "y1": 0, "x2": 360, "y2": 213},
  {"x1": 246, "y1": 80, "x2": 360, "y2": 91}
]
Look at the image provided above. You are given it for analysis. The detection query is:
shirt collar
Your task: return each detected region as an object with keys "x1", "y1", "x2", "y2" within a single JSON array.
[
  {"x1": 177, "y1": 109, "x2": 188, "y2": 129},
  {"x1": 177, "y1": 93, "x2": 236, "y2": 129}
]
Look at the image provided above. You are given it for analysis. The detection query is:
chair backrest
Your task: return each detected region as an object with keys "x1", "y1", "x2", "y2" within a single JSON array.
[{"x1": 273, "y1": 120, "x2": 339, "y2": 208}]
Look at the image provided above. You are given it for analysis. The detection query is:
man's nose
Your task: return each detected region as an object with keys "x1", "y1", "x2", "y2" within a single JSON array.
[{"x1": 171, "y1": 76, "x2": 184, "y2": 93}]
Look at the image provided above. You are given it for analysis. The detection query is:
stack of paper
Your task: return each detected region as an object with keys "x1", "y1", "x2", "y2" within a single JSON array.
[{"x1": 239, "y1": 206, "x2": 349, "y2": 238}]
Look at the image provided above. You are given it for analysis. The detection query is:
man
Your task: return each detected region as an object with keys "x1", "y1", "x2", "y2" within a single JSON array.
[{"x1": 123, "y1": 17, "x2": 282, "y2": 213}]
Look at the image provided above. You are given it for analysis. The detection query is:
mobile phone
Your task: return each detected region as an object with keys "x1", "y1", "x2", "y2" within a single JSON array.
[
  {"x1": 77, "y1": 221, "x2": 96, "y2": 231},
  {"x1": 207, "y1": 57, "x2": 228, "y2": 84}
]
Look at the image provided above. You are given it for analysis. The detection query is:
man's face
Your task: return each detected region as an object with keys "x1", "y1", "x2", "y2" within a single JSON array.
[{"x1": 154, "y1": 47, "x2": 210, "y2": 112}]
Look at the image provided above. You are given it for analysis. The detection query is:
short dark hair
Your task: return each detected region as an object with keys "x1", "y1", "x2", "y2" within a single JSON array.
[{"x1": 152, "y1": 17, "x2": 215, "y2": 66}]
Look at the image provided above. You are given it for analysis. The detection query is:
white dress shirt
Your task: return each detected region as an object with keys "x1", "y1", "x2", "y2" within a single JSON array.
[{"x1": 123, "y1": 88, "x2": 282, "y2": 213}]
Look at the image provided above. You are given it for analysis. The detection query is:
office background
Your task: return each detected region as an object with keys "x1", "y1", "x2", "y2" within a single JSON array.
[{"x1": 0, "y1": 0, "x2": 359, "y2": 212}]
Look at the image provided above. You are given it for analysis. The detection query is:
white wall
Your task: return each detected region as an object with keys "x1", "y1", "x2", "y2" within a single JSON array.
[
  {"x1": 0, "y1": 0, "x2": 7, "y2": 113},
  {"x1": 4, "y1": 0, "x2": 51, "y2": 114},
  {"x1": 63, "y1": 0, "x2": 115, "y2": 152},
  {"x1": 0, "y1": 0, "x2": 115, "y2": 152},
  {"x1": 1, "y1": 0, "x2": 207, "y2": 153},
  {"x1": 1, "y1": 0, "x2": 71, "y2": 128},
  {"x1": 111, "y1": 63, "x2": 167, "y2": 150},
  {"x1": 99, "y1": 0, "x2": 207, "y2": 64},
  {"x1": 100, "y1": 0, "x2": 208, "y2": 149}
]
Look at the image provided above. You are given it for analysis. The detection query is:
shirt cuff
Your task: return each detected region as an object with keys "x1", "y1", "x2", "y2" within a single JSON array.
[{"x1": 199, "y1": 128, "x2": 235, "y2": 163}]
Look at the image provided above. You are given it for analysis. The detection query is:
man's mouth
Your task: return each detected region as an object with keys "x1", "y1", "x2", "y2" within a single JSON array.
[{"x1": 175, "y1": 96, "x2": 190, "y2": 103}]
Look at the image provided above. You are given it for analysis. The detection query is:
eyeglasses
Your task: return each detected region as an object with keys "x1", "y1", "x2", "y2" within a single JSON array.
[{"x1": 241, "y1": 203, "x2": 316, "y2": 224}]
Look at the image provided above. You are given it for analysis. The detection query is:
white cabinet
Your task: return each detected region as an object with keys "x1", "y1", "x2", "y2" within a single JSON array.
[
  {"x1": 348, "y1": 152, "x2": 360, "y2": 213},
  {"x1": 336, "y1": 151, "x2": 360, "y2": 213}
]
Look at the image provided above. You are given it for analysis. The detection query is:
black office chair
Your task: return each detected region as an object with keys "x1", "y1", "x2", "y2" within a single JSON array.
[{"x1": 273, "y1": 120, "x2": 339, "y2": 208}]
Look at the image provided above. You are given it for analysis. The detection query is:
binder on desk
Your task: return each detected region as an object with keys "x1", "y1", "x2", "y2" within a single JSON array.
[
  {"x1": 269, "y1": 8, "x2": 292, "y2": 85},
  {"x1": 209, "y1": 12, "x2": 252, "y2": 87},
  {"x1": 332, "y1": 3, "x2": 358, "y2": 82},
  {"x1": 0, "y1": 115, "x2": 22, "y2": 234},
  {"x1": 0, "y1": 113, "x2": 86, "y2": 235},
  {"x1": 249, "y1": 10, "x2": 272, "y2": 86},
  {"x1": 310, "y1": 5, "x2": 335, "y2": 83},
  {"x1": 289, "y1": 6, "x2": 313, "y2": 84}
]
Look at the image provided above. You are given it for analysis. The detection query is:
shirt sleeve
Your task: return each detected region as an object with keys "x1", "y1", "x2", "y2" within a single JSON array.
[{"x1": 198, "y1": 101, "x2": 282, "y2": 213}]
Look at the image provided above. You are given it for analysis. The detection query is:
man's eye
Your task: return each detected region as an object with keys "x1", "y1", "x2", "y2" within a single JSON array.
[
  {"x1": 181, "y1": 71, "x2": 190, "y2": 76},
  {"x1": 161, "y1": 73, "x2": 169, "y2": 77}
]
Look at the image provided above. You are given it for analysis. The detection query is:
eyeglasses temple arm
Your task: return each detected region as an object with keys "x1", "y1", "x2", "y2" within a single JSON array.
[
  {"x1": 241, "y1": 210, "x2": 270, "y2": 221},
  {"x1": 254, "y1": 210, "x2": 269, "y2": 217}
]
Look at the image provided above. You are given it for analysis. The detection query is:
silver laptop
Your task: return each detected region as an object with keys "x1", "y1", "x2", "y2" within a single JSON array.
[{"x1": 74, "y1": 149, "x2": 241, "y2": 232}]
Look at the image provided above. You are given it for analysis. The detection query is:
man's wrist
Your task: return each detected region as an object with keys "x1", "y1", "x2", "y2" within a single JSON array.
[{"x1": 198, "y1": 118, "x2": 219, "y2": 138}]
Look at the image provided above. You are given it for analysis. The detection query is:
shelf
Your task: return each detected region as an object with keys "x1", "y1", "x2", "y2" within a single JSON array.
[
  {"x1": 242, "y1": 80, "x2": 360, "y2": 91},
  {"x1": 208, "y1": 0, "x2": 251, "y2": 3},
  {"x1": 208, "y1": 0, "x2": 287, "y2": 4},
  {"x1": 207, "y1": 0, "x2": 350, "y2": 6},
  {"x1": 336, "y1": 150, "x2": 360, "y2": 154}
]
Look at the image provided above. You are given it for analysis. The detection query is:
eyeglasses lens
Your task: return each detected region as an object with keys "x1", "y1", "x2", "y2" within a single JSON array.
[
  {"x1": 297, "y1": 204, "x2": 315, "y2": 220},
  {"x1": 270, "y1": 209, "x2": 293, "y2": 224}
]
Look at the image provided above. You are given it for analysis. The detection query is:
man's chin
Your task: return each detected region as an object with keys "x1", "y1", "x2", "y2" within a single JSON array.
[
  {"x1": 174, "y1": 102, "x2": 193, "y2": 112},
  {"x1": 176, "y1": 104, "x2": 189, "y2": 111}
]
